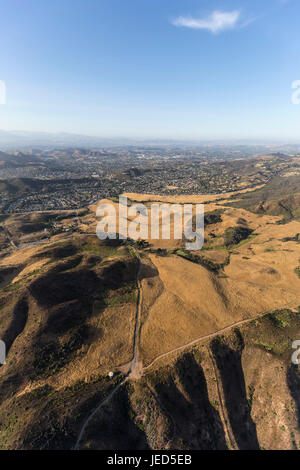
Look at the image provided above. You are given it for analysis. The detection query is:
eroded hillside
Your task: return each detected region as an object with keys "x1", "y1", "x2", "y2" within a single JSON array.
[
  {"x1": 0, "y1": 182, "x2": 299, "y2": 450},
  {"x1": 77, "y1": 311, "x2": 300, "y2": 451}
]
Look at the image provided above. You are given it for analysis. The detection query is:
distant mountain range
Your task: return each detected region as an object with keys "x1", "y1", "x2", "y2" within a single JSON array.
[
  {"x1": 0, "y1": 150, "x2": 43, "y2": 168},
  {"x1": 0, "y1": 130, "x2": 133, "y2": 150},
  {"x1": 1, "y1": 129, "x2": 300, "y2": 151},
  {"x1": 0, "y1": 130, "x2": 211, "y2": 150}
]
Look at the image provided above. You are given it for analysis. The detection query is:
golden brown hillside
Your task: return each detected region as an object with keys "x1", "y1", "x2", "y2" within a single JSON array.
[{"x1": 0, "y1": 184, "x2": 299, "y2": 450}]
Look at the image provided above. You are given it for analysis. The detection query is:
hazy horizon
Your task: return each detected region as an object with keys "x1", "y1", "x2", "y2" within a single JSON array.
[
  {"x1": 1, "y1": 128, "x2": 300, "y2": 150},
  {"x1": 1, "y1": 0, "x2": 300, "y2": 141}
]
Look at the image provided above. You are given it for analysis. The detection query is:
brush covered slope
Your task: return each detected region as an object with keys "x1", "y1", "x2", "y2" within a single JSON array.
[
  {"x1": 0, "y1": 181, "x2": 300, "y2": 450},
  {"x1": 0, "y1": 230, "x2": 139, "y2": 449},
  {"x1": 77, "y1": 310, "x2": 300, "y2": 451}
]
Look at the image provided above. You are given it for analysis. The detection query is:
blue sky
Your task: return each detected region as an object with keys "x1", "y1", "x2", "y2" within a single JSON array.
[{"x1": 0, "y1": 0, "x2": 300, "y2": 140}]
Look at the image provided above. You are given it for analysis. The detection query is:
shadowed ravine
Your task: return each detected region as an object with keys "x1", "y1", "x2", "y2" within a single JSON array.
[
  {"x1": 211, "y1": 331, "x2": 259, "y2": 450},
  {"x1": 153, "y1": 354, "x2": 228, "y2": 449}
]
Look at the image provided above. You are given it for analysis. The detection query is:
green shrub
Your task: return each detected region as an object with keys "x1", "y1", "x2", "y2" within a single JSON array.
[
  {"x1": 224, "y1": 226, "x2": 253, "y2": 247},
  {"x1": 269, "y1": 309, "x2": 291, "y2": 329}
]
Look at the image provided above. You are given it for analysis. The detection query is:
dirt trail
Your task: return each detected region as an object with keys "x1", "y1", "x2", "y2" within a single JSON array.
[
  {"x1": 74, "y1": 378, "x2": 128, "y2": 449},
  {"x1": 1, "y1": 225, "x2": 17, "y2": 249},
  {"x1": 142, "y1": 300, "x2": 297, "y2": 371},
  {"x1": 128, "y1": 247, "x2": 143, "y2": 379},
  {"x1": 206, "y1": 346, "x2": 237, "y2": 450},
  {"x1": 74, "y1": 247, "x2": 143, "y2": 449}
]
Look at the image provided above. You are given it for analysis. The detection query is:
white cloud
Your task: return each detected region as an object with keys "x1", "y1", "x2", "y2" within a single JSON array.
[{"x1": 172, "y1": 10, "x2": 241, "y2": 34}]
